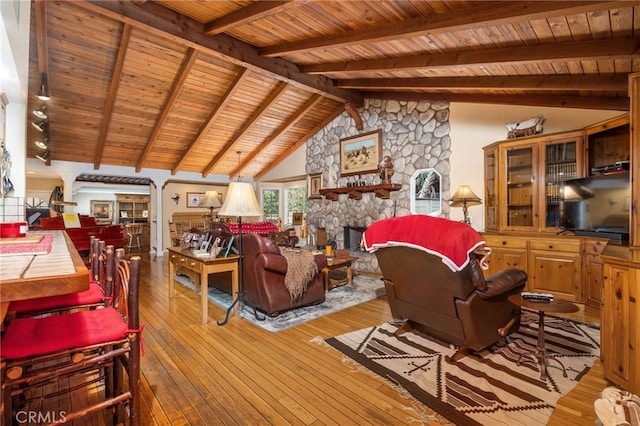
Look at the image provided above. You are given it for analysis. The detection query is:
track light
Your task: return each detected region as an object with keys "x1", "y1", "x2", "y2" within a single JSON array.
[
  {"x1": 36, "y1": 150, "x2": 50, "y2": 163},
  {"x1": 36, "y1": 72, "x2": 50, "y2": 101},
  {"x1": 33, "y1": 105, "x2": 47, "y2": 119},
  {"x1": 32, "y1": 120, "x2": 47, "y2": 132},
  {"x1": 35, "y1": 138, "x2": 48, "y2": 150}
]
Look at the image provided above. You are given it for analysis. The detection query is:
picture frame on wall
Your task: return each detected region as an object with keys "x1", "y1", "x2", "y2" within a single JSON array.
[
  {"x1": 307, "y1": 172, "x2": 323, "y2": 199},
  {"x1": 339, "y1": 130, "x2": 382, "y2": 177},
  {"x1": 292, "y1": 212, "x2": 303, "y2": 226},
  {"x1": 187, "y1": 192, "x2": 205, "y2": 208},
  {"x1": 90, "y1": 200, "x2": 114, "y2": 223}
]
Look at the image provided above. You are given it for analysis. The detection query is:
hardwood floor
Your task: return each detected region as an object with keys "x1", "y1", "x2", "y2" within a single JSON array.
[{"x1": 14, "y1": 254, "x2": 608, "y2": 425}]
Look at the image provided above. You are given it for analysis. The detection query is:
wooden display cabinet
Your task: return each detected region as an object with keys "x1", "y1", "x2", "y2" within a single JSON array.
[
  {"x1": 503, "y1": 142, "x2": 537, "y2": 230},
  {"x1": 487, "y1": 131, "x2": 583, "y2": 233},
  {"x1": 584, "y1": 114, "x2": 630, "y2": 176},
  {"x1": 116, "y1": 194, "x2": 150, "y2": 252},
  {"x1": 116, "y1": 194, "x2": 149, "y2": 224},
  {"x1": 483, "y1": 144, "x2": 498, "y2": 231}
]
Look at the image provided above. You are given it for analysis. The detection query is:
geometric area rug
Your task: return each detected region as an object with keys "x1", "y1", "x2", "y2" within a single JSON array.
[{"x1": 325, "y1": 311, "x2": 600, "y2": 425}]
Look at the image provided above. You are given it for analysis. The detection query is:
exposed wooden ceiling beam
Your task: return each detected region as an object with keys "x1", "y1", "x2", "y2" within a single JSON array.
[
  {"x1": 203, "y1": 82, "x2": 290, "y2": 177},
  {"x1": 304, "y1": 38, "x2": 640, "y2": 75},
  {"x1": 171, "y1": 68, "x2": 250, "y2": 175},
  {"x1": 78, "y1": 0, "x2": 363, "y2": 105},
  {"x1": 230, "y1": 94, "x2": 323, "y2": 178},
  {"x1": 93, "y1": 24, "x2": 132, "y2": 169},
  {"x1": 365, "y1": 91, "x2": 630, "y2": 111},
  {"x1": 260, "y1": 1, "x2": 627, "y2": 57},
  {"x1": 344, "y1": 103, "x2": 363, "y2": 130},
  {"x1": 255, "y1": 104, "x2": 345, "y2": 180},
  {"x1": 136, "y1": 48, "x2": 199, "y2": 172},
  {"x1": 204, "y1": 1, "x2": 296, "y2": 35},
  {"x1": 34, "y1": 0, "x2": 48, "y2": 75},
  {"x1": 338, "y1": 74, "x2": 630, "y2": 92}
]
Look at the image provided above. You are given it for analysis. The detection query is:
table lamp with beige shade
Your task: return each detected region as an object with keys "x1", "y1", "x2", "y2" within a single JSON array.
[
  {"x1": 198, "y1": 190, "x2": 222, "y2": 227},
  {"x1": 450, "y1": 185, "x2": 482, "y2": 224}
]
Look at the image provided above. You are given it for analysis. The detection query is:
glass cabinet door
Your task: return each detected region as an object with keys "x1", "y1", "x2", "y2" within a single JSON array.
[
  {"x1": 483, "y1": 145, "x2": 498, "y2": 230},
  {"x1": 542, "y1": 137, "x2": 581, "y2": 230},
  {"x1": 504, "y1": 145, "x2": 536, "y2": 229}
]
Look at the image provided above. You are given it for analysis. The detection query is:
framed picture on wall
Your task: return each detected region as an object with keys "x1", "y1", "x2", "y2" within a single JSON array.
[
  {"x1": 90, "y1": 200, "x2": 114, "y2": 223},
  {"x1": 292, "y1": 212, "x2": 303, "y2": 226},
  {"x1": 307, "y1": 172, "x2": 323, "y2": 199},
  {"x1": 187, "y1": 192, "x2": 205, "y2": 208},
  {"x1": 339, "y1": 130, "x2": 382, "y2": 177}
]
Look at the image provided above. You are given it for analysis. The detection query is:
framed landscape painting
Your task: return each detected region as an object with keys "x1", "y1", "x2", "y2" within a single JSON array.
[
  {"x1": 339, "y1": 130, "x2": 382, "y2": 177},
  {"x1": 90, "y1": 200, "x2": 114, "y2": 222}
]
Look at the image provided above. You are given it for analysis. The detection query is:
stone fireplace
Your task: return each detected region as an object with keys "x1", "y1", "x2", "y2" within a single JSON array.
[{"x1": 305, "y1": 99, "x2": 451, "y2": 274}]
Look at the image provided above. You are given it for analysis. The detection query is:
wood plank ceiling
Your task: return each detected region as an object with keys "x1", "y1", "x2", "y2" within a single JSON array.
[{"x1": 26, "y1": 0, "x2": 640, "y2": 179}]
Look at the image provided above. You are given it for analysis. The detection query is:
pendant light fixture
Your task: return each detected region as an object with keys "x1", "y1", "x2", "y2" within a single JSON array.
[
  {"x1": 36, "y1": 72, "x2": 50, "y2": 101},
  {"x1": 32, "y1": 105, "x2": 47, "y2": 119},
  {"x1": 35, "y1": 138, "x2": 48, "y2": 150},
  {"x1": 31, "y1": 120, "x2": 47, "y2": 132},
  {"x1": 36, "y1": 149, "x2": 50, "y2": 163}
]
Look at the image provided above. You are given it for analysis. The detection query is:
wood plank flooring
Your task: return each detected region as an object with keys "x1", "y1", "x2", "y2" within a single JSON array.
[{"x1": 15, "y1": 254, "x2": 609, "y2": 425}]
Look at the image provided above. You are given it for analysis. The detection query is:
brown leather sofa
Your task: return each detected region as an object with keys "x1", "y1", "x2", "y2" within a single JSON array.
[
  {"x1": 374, "y1": 246, "x2": 527, "y2": 359},
  {"x1": 241, "y1": 233, "x2": 327, "y2": 317}
]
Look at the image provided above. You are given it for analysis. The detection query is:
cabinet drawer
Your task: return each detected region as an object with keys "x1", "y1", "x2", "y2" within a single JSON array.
[
  {"x1": 171, "y1": 256, "x2": 201, "y2": 273},
  {"x1": 484, "y1": 236, "x2": 527, "y2": 249},
  {"x1": 529, "y1": 240, "x2": 580, "y2": 253},
  {"x1": 584, "y1": 239, "x2": 607, "y2": 255}
]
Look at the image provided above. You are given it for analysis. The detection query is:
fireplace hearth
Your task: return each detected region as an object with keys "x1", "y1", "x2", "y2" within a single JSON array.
[{"x1": 343, "y1": 226, "x2": 367, "y2": 251}]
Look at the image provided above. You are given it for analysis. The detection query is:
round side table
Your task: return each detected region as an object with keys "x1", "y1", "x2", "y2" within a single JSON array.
[{"x1": 508, "y1": 294, "x2": 580, "y2": 380}]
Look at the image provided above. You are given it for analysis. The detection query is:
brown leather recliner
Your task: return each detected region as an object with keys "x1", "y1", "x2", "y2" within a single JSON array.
[
  {"x1": 374, "y1": 246, "x2": 527, "y2": 359},
  {"x1": 241, "y1": 233, "x2": 327, "y2": 317}
]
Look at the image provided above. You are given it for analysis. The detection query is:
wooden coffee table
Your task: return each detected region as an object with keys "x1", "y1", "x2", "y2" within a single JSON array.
[
  {"x1": 508, "y1": 294, "x2": 579, "y2": 379},
  {"x1": 323, "y1": 256, "x2": 357, "y2": 292}
]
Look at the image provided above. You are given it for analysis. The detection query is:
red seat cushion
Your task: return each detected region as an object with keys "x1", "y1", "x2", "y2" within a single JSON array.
[
  {"x1": 1, "y1": 307, "x2": 128, "y2": 360},
  {"x1": 8, "y1": 282, "x2": 105, "y2": 313}
]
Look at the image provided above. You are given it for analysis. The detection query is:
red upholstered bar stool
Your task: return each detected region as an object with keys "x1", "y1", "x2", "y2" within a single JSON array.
[
  {"x1": 7, "y1": 237, "x2": 109, "y2": 318},
  {"x1": 0, "y1": 248, "x2": 143, "y2": 425}
]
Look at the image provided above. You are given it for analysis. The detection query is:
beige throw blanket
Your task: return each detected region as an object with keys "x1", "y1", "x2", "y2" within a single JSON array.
[{"x1": 280, "y1": 249, "x2": 318, "y2": 300}]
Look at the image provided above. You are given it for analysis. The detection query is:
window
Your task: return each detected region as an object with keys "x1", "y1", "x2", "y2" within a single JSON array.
[
  {"x1": 261, "y1": 188, "x2": 280, "y2": 222},
  {"x1": 285, "y1": 186, "x2": 306, "y2": 224}
]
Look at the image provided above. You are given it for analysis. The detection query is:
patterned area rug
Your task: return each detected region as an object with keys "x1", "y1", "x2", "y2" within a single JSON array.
[
  {"x1": 174, "y1": 273, "x2": 385, "y2": 332},
  {"x1": 325, "y1": 311, "x2": 600, "y2": 425}
]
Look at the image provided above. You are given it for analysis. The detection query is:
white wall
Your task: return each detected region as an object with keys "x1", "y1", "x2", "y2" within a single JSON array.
[
  {"x1": 1, "y1": 0, "x2": 30, "y2": 197},
  {"x1": 260, "y1": 145, "x2": 306, "y2": 181},
  {"x1": 448, "y1": 103, "x2": 624, "y2": 229}
]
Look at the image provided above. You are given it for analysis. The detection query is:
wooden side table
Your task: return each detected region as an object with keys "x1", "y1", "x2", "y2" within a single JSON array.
[
  {"x1": 168, "y1": 247, "x2": 239, "y2": 324},
  {"x1": 323, "y1": 256, "x2": 356, "y2": 292},
  {"x1": 508, "y1": 294, "x2": 580, "y2": 379}
]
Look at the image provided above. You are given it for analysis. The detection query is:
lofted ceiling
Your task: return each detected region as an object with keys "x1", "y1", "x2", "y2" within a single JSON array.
[{"x1": 26, "y1": 0, "x2": 640, "y2": 179}]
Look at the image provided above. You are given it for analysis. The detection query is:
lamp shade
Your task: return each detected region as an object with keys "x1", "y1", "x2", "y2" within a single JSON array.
[
  {"x1": 449, "y1": 185, "x2": 482, "y2": 207},
  {"x1": 218, "y1": 182, "x2": 262, "y2": 217},
  {"x1": 198, "y1": 190, "x2": 222, "y2": 209}
]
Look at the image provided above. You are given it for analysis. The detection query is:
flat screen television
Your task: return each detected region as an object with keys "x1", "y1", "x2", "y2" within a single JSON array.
[{"x1": 560, "y1": 171, "x2": 630, "y2": 241}]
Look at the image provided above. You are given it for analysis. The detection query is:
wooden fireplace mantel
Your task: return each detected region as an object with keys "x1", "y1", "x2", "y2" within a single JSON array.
[{"x1": 319, "y1": 183, "x2": 401, "y2": 201}]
